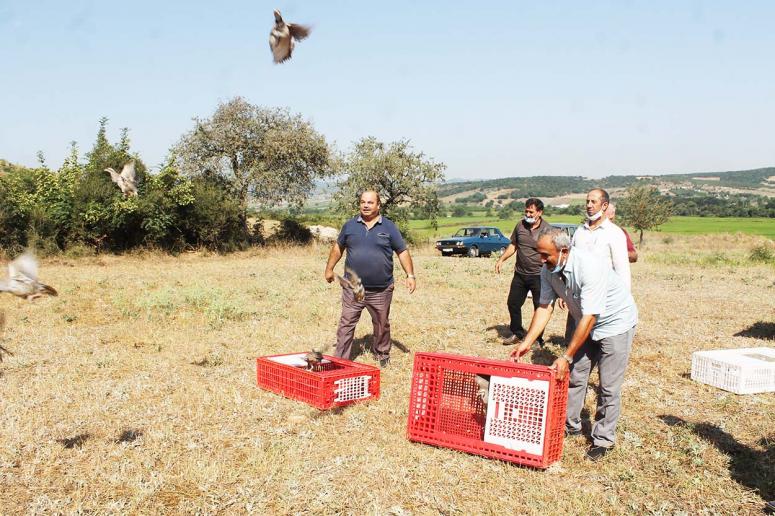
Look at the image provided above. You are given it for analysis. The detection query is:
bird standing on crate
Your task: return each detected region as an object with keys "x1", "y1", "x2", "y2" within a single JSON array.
[
  {"x1": 0, "y1": 310, "x2": 13, "y2": 362},
  {"x1": 305, "y1": 345, "x2": 328, "y2": 371},
  {"x1": 269, "y1": 9, "x2": 311, "y2": 64},
  {"x1": 105, "y1": 160, "x2": 138, "y2": 197},
  {"x1": 334, "y1": 267, "x2": 365, "y2": 302},
  {"x1": 0, "y1": 252, "x2": 58, "y2": 301}
]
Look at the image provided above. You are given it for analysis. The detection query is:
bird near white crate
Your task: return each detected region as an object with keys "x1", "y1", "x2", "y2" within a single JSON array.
[
  {"x1": 335, "y1": 267, "x2": 365, "y2": 302},
  {"x1": 105, "y1": 160, "x2": 138, "y2": 197},
  {"x1": 0, "y1": 310, "x2": 13, "y2": 362},
  {"x1": 0, "y1": 252, "x2": 58, "y2": 301},
  {"x1": 269, "y1": 9, "x2": 311, "y2": 64},
  {"x1": 475, "y1": 374, "x2": 491, "y2": 407}
]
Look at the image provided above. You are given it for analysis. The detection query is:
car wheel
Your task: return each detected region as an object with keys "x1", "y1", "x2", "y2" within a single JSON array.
[{"x1": 467, "y1": 246, "x2": 479, "y2": 258}]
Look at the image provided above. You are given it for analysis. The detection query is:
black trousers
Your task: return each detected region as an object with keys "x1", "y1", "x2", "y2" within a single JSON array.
[{"x1": 507, "y1": 272, "x2": 543, "y2": 340}]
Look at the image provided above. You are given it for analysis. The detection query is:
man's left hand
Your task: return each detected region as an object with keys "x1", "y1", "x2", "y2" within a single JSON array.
[
  {"x1": 406, "y1": 276, "x2": 416, "y2": 294},
  {"x1": 550, "y1": 357, "x2": 570, "y2": 381}
]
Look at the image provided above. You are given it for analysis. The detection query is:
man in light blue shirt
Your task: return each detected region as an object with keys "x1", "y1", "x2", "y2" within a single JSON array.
[{"x1": 512, "y1": 230, "x2": 638, "y2": 461}]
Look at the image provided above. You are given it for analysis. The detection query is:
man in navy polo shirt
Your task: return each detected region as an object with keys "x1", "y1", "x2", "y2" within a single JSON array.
[{"x1": 324, "y1": 191, "x2": 416, "y2": 368}]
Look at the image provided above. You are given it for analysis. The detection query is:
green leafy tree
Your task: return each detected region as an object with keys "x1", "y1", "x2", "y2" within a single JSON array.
[
  {"x1": 618, "y1": 184, "x2": 674, "y2": 244},
  {"x1": 333, "y1": 137, "x2": 445, "y2": 231},
  {"x1": 172, "y1": 97, "x2": 333, "y2": 234}
]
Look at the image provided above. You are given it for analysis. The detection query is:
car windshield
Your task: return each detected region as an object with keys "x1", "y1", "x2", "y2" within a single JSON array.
[{"x1": 453, "y1": 228, "x2": 479, "y2": 237}]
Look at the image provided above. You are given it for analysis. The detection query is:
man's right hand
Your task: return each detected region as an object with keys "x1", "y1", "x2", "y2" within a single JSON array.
[
  {"x1": 495, "y1": 260, "x2": 503, "y2": 274},
  {"x1": 558, "y1": 298, "x2": 567, "y2": 311},
  {"x1": 324, "y1": 269, "x2": 335, "y2": 283},
  {"x1": 509, "y1": 340, "x2": 532, "y2": 362}
]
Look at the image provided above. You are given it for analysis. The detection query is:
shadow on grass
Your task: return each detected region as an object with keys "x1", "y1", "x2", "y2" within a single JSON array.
[
  {"x1": 57, "y1": 433, "x2": 91, "y2": 449},
  {"x1": 546, "y1": 335, "x2": 566, "y2": 347},
  {"x1": 734, "y1": 321, "x2": 775, "y2": 340},
  {"x1": 116, "y1": 429, "x2": 143, "y2": 443},
  {"x1": 308, "y1": 405, "x2": 359, "y2": 421},
  {"x1": 349, "y1": 335, "x2": 410, "y2": 361},
  {"x1": 659, "y1": 415, "x2": 774, "y2": 501},
  {"x1": 529, "y1": 346, "x2": 557, "y2": 366},
  {"x1": 485, "y1": 324, "x2": 512, "y2": 339}
]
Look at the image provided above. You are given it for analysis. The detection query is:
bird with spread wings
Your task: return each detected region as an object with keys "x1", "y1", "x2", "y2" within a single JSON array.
[
  {"x1": 104, "y1": 160, "x2": 138, "y2": 197},
  {"x1": 0, "y1": 252, "x2": 58, "y2": 301},
  {"x1": 269, "y1": 9, "x2": 311, "y2": 64}
]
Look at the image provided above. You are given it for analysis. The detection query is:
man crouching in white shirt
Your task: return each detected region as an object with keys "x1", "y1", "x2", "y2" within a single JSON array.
[{"x1": 511, "y1": 230, "x2": 638, "y2": 462}]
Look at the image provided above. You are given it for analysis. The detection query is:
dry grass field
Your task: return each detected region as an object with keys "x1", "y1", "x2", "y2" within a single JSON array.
[{"x1": 1, "y1": 233, "x2": 773, "y2": 514}]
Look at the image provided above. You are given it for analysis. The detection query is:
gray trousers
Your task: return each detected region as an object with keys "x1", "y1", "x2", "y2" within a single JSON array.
[
  {"x1": 566, "y1": 325, "x2": 636, "y2": 448},
  {"x1": 334, "y1": 284, "x2": 394, "y2": 361}
]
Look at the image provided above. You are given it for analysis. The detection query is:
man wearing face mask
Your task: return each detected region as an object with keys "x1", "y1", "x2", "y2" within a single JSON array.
[
  {"x1": 572, "y1": 188, "x2": 631, "y2": 290},
  {"x1": 560, "y1": 188, "x2": 633, "y2": 346},
  {"x1": 495, "y1": 198, "x2": 551, "y2": 346},
  {"x1": 511, "y1": 230, "x2": 638, "y2": 461}
]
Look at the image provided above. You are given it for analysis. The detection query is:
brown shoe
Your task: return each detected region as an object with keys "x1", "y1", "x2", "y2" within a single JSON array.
[{"x1": 502, "y1": 335, "x2": 520, "y2": 346}]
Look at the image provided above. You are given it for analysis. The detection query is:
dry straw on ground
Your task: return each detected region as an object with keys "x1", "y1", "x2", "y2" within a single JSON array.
[{"x1": 0, "y1": 232, "x2": 773, "y2": 514}]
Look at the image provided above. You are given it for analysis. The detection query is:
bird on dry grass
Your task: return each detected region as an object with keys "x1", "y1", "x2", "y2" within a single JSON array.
[
  {"x1": 335, "y1": 267, "x2": 365, "y2": 302},
  {"x1": 105, "y1": 160, "x2": 138, "y2": 197},
  {"x1": 0, "y1": 252, "x2": 58, "y2": 301},
  {"x1": 269, "y1": 9, "x2": 311, "y2": 63},
  {"x1": 0, "y1": 310, "x2": 12, "y2": 362},
  {"x1": 475, "y1": 374, "x2": 491, "y2": 407}
]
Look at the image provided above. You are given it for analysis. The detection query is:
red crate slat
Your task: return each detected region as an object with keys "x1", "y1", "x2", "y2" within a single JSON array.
[
  {"x1": 256, "y1": 353, "x2": 380, "y2": 410},
  {"x1": 406, "y1": 352, "x2": 568, "y2": 468}
]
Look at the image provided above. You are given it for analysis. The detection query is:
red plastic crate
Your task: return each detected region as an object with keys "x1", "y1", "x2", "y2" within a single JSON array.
[
  {"x1": 406, "y1": 352, "x2": 569, "y2": 468},
  {"x1": 256, "y1": 352, "x2": 380, "y2": 410}
]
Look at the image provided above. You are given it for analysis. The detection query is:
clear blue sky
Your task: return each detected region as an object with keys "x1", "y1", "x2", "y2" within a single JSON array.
[{"x1": 2, "y1": 1, "x2": 774, "y2": 179}]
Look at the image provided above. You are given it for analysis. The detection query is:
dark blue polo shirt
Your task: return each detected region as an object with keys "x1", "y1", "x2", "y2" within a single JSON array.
[{"x1": 337, "y1": 215, "x2": 407, "y2": 289}]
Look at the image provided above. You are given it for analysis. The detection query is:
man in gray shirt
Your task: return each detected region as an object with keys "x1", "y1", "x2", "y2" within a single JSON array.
[{"x1": 511, "y1": 230, "x2": 638, "y2": 461}]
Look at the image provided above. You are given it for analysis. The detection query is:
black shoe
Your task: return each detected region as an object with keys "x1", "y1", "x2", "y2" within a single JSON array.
[
  {"x1": 537, "y1": 337, "x2": 545, "y2": 348},
  {"x1": 765, "y1": 500, "x2": 775, "y2": 513},
  {"x1": 585, "y1": 445, "x2": 613, "y2": 461},
  {"x1": 379, "y1": 357, "x2": 390, "y2": 368}
]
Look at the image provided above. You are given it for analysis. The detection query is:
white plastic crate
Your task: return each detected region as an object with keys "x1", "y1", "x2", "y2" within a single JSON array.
[
  {"x1": 691, "y1": 347, "x2": 775, "y2": 394},
  {"x1": 483, "y1": 375, "x2": 551, "y2": 455}
]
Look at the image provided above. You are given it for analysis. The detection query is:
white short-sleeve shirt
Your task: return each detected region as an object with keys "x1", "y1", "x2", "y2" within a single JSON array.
[
  {"x1": 571, "y1": 218, "x2": 631, "y2": 291},
  {"x1": 539, "y1": 247, "x2": 638, "y2": 341}
]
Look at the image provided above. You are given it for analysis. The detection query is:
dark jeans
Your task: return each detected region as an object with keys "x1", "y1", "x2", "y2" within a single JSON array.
[{"x1": 507, "y1": 272, "x2": 543, "y2": 341}]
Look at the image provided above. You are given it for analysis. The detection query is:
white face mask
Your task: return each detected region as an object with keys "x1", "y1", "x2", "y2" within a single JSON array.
[
  {"x1": 524, "y1": 216, "x2": 536, "y2": 224},
  {"x1": 552, "y1": 249, "x2": 568, "y2": 273},
  {"x1": 587, "y1": 209, "x2": 604, "y2": 222}
]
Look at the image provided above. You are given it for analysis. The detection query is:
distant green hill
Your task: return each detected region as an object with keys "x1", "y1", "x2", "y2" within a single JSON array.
[{"x1": 438, "y1": 167, "x2": 775, "y2": 198}]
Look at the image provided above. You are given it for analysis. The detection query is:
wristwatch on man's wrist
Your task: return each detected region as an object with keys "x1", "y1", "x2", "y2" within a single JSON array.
[
  {"x1": 407, "y1": 274, "x2": 416, "y2": 279},
  {"x1": 560, "y1": 354, "x2": 573, "y2": 364}
]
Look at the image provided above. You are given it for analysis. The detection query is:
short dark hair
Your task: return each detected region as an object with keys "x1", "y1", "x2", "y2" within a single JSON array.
[
  {"x1": 359, "y1": 190, "x2": 381, "y2": 205},
  {"x1": 525, "y1": 198, "x2": 544, "y2": 211},
  {"x1": 591, "y1": 188, "x2": 610, "y2": 204}
]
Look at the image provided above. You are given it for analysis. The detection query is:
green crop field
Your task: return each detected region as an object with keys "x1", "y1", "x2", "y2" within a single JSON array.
[{"x1": 409, "y1": 215, "x2": 775, "y2": 240}]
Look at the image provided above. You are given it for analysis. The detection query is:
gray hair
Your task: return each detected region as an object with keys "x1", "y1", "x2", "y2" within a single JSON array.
[{"x1": 540, "y1": 229, "x2": 571, "y2": 250}]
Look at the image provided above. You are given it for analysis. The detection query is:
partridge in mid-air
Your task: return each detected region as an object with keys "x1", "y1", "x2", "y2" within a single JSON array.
[
  {"x1": 335, "y1": 267, "x2": 365, "y2": 302},
  {"x1": 269, "y1": 9, "x2": 311, "y2": 64},
  {"x1": 0, "y1": 310, "x2": 12, "y2": 362},
  {"x1": 0, "y1": 252, "x2": 58, "y2": 301},
  {"x1": 105, "y1": 160, "x2": 138, "y2": 197}
]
